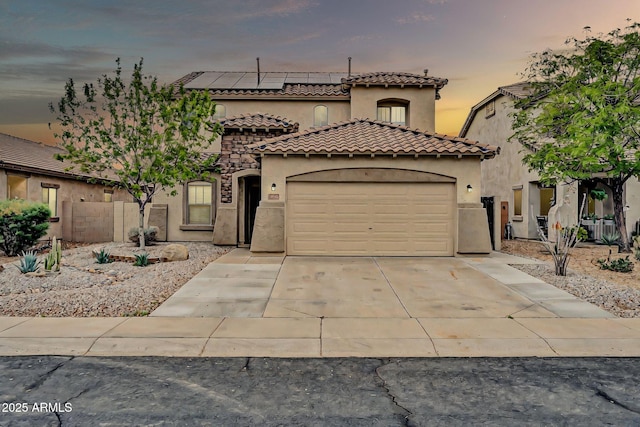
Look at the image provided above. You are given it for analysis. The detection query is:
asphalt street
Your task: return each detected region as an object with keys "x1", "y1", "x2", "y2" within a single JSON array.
[{"x1": 0, "y1": 357, "x2": 639, "y2": 426}]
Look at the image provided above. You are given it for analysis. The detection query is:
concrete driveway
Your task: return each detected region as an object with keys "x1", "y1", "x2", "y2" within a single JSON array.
[
  {"x1": 3, "y1": 249, "x2": 639, "y2": 357},
  {"x1": 152, "y1": 249, "x2": 607, "y2": 320}
]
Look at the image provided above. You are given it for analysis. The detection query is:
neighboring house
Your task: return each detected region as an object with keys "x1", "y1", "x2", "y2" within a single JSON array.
[
  {"x1": 152, "y1": 69, "x2": 497, "y2": 256},
  {"x1": 459, "y1": 82, "x2": 640, "y2": 249},
  {"x1": 0, "y1": 133, "x2": 129, "y2": 242}
]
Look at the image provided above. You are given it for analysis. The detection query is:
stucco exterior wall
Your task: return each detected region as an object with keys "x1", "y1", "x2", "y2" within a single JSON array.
[
  {"x1": 464, "y1": 95, "x2": 582, "y2": 242},
  {"x1": 254, "y1": 154, "x2": 488, "y2": 254},
  {"x1": 212, "y1": 99, "x2": 351, "y2": 132},
  {"x1": 151, "y1": 184, "x2": 218, "y2": 242},
  {"x1": 260, "y1": 155, "x2": 482, "y2": 205},
  {"x1": 1, "y1": 169, "x2": 128, "y2": 239},
  {"x1": 349, "y1": 87, "x2": 436, "y2": 131}
]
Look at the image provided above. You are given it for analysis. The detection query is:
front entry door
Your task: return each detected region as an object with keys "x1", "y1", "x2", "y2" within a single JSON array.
[
  {"x1": 500, "y1": 201, "x2": 509, "y2": 240},
  {"x1": 244, "y1": 176, "x2": 261, "y2": 244}
]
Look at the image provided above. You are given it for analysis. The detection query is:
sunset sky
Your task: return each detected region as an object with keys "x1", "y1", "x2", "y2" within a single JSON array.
[{"x1": 1, "y1": 0, "x2": 639, "y2": 144}]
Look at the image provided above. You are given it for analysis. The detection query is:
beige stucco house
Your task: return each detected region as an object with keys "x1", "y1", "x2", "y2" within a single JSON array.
[
  {"x1": 0, "y1": 133, "x2": 129, "y2": 242},
  {"x1": 152, "y1": 70, "x2": 497, "y2": 256},
  {"x1": 460, "y1": 82, "x2": 640, "y2": 249}
]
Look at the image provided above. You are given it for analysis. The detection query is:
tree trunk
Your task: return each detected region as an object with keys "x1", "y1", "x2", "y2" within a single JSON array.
[
  {"x1": 138, "y1": 206, "x2": 146, "y2": 249},
  {"x1": 612, "y1": 182, "x2": 631, "y2": 253}
]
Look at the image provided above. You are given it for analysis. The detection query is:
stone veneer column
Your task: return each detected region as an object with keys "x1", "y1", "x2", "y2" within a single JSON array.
[{"x1": 213, "y1": 128, "x2": 288, "y2": 246}]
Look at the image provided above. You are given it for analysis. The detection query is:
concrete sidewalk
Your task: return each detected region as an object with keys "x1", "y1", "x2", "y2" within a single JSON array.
[{"x1": 0, "y1": 249, "x2": 639, "y2": 357}]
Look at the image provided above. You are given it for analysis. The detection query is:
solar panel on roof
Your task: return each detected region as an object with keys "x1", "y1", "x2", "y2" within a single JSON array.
[
  {"x1": 284, "y1": 72, "x2": 309, "y2": 83},
  {"x1": 183, "y1": 72, "x2": 224, "y2": 89},
  {"x1": 233, "y1": 74, "x2": 262, "y2": 89},
  {"x1": 306, "y1": 73, "x2": 329, "y2": 83},
  {"x1": 208, "y1": 72, "x2": 245, "y2": 89},
  {"x1": 258, "y1": 77, "x2": 285, "y2": 89}
]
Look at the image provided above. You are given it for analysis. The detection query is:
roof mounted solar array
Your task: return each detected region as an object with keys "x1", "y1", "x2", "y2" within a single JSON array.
[{"x1": 183, "y1": 72, "x2": 351, "y2": 90}]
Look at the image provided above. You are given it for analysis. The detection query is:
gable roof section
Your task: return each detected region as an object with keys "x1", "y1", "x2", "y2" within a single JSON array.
[
  {"x1": 220, "y1": 113, "x2": 299, "y2": 132},
  {"x1": 0, "y1": 133, "x2": 119, "y2": 183},
  {"x1": 459, "y1": 82, "x2": 534, "y2": 138},
  {"x1": 248, "y1": 119, "x2": 497, "y2": 158}
]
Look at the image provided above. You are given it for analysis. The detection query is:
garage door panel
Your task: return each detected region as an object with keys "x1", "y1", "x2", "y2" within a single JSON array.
[{"x1": 287, "y1": 182, "x2": 455, "y2": 256}]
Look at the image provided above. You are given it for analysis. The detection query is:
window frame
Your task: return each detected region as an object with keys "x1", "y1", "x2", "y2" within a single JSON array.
[
  {"x1": 376, "y1": 100, "x2": 409, "y2": 126},
  {"x1": 313, "y1": 105, "x2": 328, "y2": 127},
  {"x1": 41, "y1": 182, "x2": 60, "y2": 218},
  {"x1": 513, "y1": 186, "x2": 523, "y2": 220},
  {"x1": 213, "y1": 104, "x2": 226, "y2": 120},
  {"x1": 181, "y1": 180, "x2": 216, "y2": 230}
]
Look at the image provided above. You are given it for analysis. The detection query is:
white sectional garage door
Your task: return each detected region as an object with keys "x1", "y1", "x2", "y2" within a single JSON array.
[{"x1": 286, "y1": 182, "x2": 455, "y2": 256}]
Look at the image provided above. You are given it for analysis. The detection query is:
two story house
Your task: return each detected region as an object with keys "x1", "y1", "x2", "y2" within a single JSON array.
[
  {"x1": 151, "y1": 69, "x2": 497, "y2": 256},
  {"x1": 460, "y1": 82, "x2": 640, "y2": 249}
]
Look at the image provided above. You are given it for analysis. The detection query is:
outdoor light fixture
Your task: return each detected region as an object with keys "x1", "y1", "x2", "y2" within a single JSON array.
[
  {"x1": 466, "y1": 184, "x2": 473, "y2": 193},
  {"x1": 271, "y1": 183, "x2": 277, "y2": 192}
]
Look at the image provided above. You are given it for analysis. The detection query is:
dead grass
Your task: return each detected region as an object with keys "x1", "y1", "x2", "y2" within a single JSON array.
[{"x1": 501, "y1": 239, "x2": 640, "y2": 291}]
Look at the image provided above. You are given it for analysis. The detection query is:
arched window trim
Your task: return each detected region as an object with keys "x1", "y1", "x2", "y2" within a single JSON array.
[
  {"x1": 313, "y1": 104, "x2": 329, "y2": 127},
  {"x1": 377, "y1": 99, "x2": 409, "y2": 126}
]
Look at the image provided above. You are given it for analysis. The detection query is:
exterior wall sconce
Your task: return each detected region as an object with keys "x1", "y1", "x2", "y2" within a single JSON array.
[
  {"x1": 466, "y1": 184, "x2": 473, "y2": 193},
  {"x1": 271, "y1": 183, "x2": 277, "y2": 192}
]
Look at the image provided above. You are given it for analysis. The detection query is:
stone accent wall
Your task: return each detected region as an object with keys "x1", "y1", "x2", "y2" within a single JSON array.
[{"x1": 218, "y1": 130, "x2": 286, "y2": 204}]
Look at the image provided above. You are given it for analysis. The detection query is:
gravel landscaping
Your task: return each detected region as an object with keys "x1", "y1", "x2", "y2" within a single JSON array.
[
  {"x1": 0, "y1": 242, "x2": 231, "y2": 317},
  {"x1": 502, "y1": 239, "x2": 640, "y2": 318}
]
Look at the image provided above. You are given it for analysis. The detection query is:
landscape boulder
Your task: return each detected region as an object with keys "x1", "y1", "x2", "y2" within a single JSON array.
[{"x1": 161, "y1": 244, "x2": 189, "y2": 262}]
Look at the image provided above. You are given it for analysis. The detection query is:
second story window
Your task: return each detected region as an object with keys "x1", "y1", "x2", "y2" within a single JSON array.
[
  {"x1": 313, "y1": 105, "x2": 328, "y2": 127},
  {"x1": 213, "y1": 104, "x2": 226, "y2": 120},
  {"x1": 377, "y1": 101, "x2": 408, "y2": 126}
]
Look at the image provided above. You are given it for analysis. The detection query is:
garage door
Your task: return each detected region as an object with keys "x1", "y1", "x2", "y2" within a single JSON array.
[{"x1": 286, "y1": 182, "x2": 455, "y2": 256}]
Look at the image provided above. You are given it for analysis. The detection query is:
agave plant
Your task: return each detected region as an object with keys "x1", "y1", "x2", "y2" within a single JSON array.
[
  {"x1": 94, "y1": 248, "x2": 112, "y2": 264},
  {"x1": 133, "y1": 252, "x2": 150, "y2": 267},
  {"x1": 17, "y1": 251, "x2": 40, "y2": 274}
]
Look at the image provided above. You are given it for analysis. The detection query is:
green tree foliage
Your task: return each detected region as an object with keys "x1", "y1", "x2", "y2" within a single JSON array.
[
  {"x1": 510, "y1": 22, "x2": 640, "y2": 252},
  {"x1": 49, "y1": 58, "x2": 222, "y2": 248},
  {"x1": 0, "y1": 200, "x2": 51, "y2": 256}
]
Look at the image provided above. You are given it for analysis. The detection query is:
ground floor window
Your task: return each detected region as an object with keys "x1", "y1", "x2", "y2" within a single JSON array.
[
  {"x1": 187, "y1": 181, "x2": 215, "y2": 225},
  {"x1": 513, "y1": 186, "x2": 523, "y2": 217},
  {"x1": 7, "y1": 174, "x2": 27, "y2": 199},
  {"x1": 41, "y1": 183, "x2": 59, "y2": 217}
]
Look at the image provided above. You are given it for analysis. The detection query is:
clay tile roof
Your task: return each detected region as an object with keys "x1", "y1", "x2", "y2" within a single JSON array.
[
  {"x1": 220, "y1": 113, "x2": 298, "y2": 131},
  {"x1": 342, "y1": 72, "x2": 448, "y2": 90},
  {"x1": 248, "y1": 119, "x2": 498, "y2": 158},
  {"x1": 498, "y1": 82, "x2": 534, "y2": 99},
  {"x1": 0, "y1": 133, "x2": 120, "y2": 182}
]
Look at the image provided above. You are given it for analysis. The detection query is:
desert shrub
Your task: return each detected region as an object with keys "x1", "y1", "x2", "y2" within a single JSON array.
[
  {"x1": 17, "y1": 250, "x2": 40, "y2": 274},
  {"x1": 597, "y1": 256, "x2": 634, "y2": 273},
  {"x1": 128, "y1": 226, "x2": 158, "y2": 246},
  {"x1": 0, "y1": 200, "x2": 51, "y2": 256}
]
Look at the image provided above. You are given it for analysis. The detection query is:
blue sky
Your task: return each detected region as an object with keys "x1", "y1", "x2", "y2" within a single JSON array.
[{"x1": 1, "y1": 0, "x2": 639, "y2": 143}]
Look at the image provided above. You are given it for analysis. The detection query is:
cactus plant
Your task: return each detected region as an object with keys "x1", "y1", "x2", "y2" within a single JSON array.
[{"x1": 43, "y1": 237, "x2": 62, "y2": 272}]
